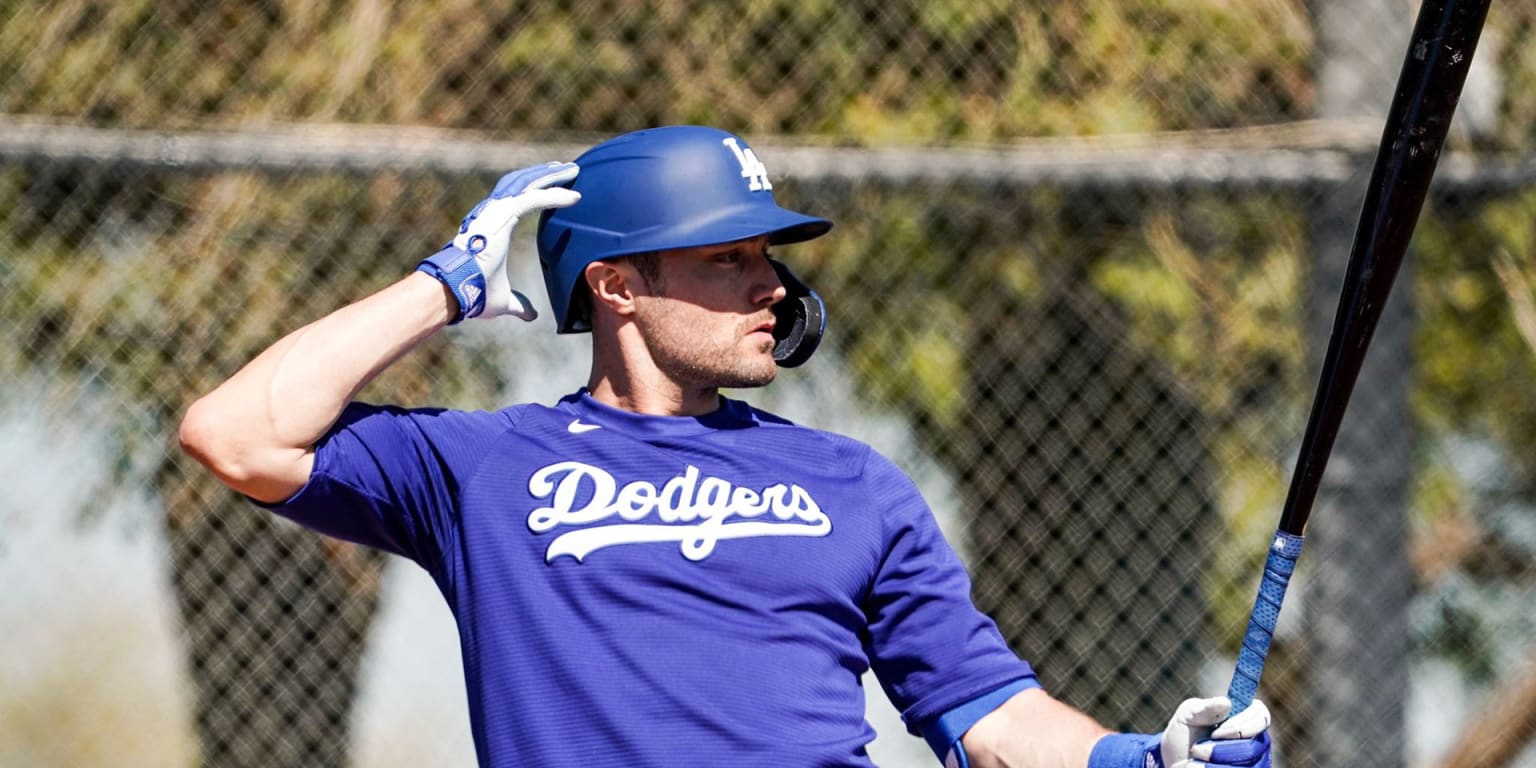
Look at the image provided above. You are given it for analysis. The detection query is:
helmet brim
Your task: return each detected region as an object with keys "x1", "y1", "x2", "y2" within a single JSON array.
[{"x1": 600, "y1": 202, "x2": 831, "y2": 260}]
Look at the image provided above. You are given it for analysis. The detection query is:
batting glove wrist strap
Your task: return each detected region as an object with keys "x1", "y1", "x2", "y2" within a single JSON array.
[
  {"x1": 418, "y1": 245, "x2": 487, "y2": 325},
  {"x1": 1089, "y1": 732, "x2": 1163, "y2": 768}
]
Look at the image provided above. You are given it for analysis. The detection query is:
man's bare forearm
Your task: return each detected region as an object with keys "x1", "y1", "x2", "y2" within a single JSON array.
[{"x1": 962, "y1": 688, "x2": 1112, "y2": 768}]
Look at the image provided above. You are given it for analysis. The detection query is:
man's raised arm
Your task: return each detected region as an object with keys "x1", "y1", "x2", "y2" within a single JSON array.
[{"x1": 179, "y1": 162, "x2": 580, "y2": 503}]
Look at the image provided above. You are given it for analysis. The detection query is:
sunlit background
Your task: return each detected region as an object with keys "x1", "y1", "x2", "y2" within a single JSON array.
[{"x1": 2, "y1": 2, "x2": 1535, "y2": 767}]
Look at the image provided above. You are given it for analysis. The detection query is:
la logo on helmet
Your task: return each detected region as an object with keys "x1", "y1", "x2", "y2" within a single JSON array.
[{"x1": 722, "y1": 137, "x2": 772, "y2": 191}]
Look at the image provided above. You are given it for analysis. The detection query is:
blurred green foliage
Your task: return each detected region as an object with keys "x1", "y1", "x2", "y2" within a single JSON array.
[
  {"x1": 0, "y1": 0, "x2": 1312, "y2": 140},
  {"x1": 2, "y1": 0, "x2": 1534, "y2": 150},
  {"x1": 1417, "y1": 190, "x2": 1536, "y2": 472}
]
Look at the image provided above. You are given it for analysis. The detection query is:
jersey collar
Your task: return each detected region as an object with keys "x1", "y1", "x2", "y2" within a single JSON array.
[{"x1": 557, "y1": 389, "x2": 758, "y2": 437}]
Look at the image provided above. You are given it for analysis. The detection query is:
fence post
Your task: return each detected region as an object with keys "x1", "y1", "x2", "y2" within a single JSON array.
[{"x1": 1302, "y1": 1, "x2": 1415, "y2": 764}]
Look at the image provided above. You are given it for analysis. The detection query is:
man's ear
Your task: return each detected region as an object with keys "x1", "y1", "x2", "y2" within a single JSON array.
[{"x1": 585, "y1": 260, "x2": 638, "y2": 321}]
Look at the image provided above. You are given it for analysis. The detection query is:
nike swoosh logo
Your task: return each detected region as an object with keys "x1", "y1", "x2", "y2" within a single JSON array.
[{"x1": 567, "y1": 419, "x2": 602, "y2": 434}]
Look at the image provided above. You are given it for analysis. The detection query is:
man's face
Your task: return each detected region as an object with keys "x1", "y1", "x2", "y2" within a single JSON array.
[{"x1": 630, "y1": 235, "x2": 787, "y2": 390}]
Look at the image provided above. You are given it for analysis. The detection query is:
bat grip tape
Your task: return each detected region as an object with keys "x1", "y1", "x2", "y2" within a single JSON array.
[{"x1": 1227, "y1": 531, "x2": 1304, "y2": 716}]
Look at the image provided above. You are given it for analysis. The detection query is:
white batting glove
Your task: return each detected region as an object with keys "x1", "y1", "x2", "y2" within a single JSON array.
[
  {"x1": 417, "y1": 162, "x2": 580, "y2": 324},
  {"x1": 1089, "y1": 696, "x2": 1272, "y2": 768},
  {"x1": 1160, "y1": 697, "x2": 1272, "y2": 768}
]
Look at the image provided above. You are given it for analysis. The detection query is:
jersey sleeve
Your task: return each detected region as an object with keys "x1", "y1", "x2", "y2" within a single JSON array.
[
  {"x1": 256, "y1": 402, "x2": 507, "y2": 574},
  {"x1": 859, "y1": 449, "x2": 1039, "y2": 734}
]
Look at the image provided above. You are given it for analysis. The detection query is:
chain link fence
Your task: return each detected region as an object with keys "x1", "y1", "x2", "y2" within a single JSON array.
[{"x1": 3, "y1": 2, "x2": 1536, "y2": 767}]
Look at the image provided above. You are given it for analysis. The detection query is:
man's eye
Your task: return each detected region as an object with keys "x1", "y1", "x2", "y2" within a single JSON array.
[{"x1": 717, "y1": 250, "x2": 742, "y2": 265}]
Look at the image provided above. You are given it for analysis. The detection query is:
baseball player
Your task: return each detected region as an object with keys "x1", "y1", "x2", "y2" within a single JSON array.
[{"x1": 180, "y1": 126, "x2": 1274, "y2": 768}]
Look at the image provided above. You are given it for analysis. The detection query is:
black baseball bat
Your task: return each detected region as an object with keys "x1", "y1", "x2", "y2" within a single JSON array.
[{"x1": 1226, "y1": 0, "x2": 1493, "y2": 715}]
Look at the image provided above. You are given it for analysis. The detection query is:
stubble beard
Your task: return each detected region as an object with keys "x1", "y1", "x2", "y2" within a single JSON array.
[{"x1": 640, "y1": 305, "x2": 778, "y2": 391}]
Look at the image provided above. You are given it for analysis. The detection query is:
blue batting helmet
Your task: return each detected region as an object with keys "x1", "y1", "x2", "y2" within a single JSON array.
[{"x1": 536, "y1": 125, "x2": 832, "y2": 334}]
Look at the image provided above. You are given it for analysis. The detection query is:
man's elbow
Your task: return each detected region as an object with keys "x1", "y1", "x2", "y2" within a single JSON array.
[
  {"x1": 178, "y1": 397, "x2": 308, "y2": 503},
  {"x1": 176, "y1": 393, "x2": 293, "y2": 488},
  {"x1": 179, "y1": 397, "x2": 247, "y2": 482}
]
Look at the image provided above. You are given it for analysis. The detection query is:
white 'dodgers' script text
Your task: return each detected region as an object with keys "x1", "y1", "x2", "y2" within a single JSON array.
[{"x1": 527, "y1": 461, "x2": 831, "y2": 562}]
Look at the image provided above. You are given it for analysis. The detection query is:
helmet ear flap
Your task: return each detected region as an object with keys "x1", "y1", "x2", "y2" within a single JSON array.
[{"x1": 769, "y1": 259, "x2": 826, "y2": 368}]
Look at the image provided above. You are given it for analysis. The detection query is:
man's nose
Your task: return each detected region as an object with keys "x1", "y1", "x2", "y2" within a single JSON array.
[{"x1": 755, "y1": 256, "x2": 787, "y2": 305}]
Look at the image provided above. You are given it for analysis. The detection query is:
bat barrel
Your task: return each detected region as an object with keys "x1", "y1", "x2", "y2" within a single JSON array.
[{"x1": 1276, "y1": 0, "x2": 1492, "y2": 537}]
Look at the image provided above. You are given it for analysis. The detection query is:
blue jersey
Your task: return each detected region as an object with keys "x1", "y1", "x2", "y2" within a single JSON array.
[{"x1": 266, "y1": 390, "x2": 1036, "y2": 767}]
